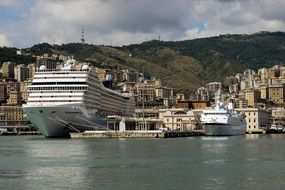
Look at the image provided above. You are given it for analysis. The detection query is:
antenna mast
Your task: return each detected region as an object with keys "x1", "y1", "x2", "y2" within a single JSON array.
[{"x1": 81, "y1": 26, "x2": 85, "y2": 44}]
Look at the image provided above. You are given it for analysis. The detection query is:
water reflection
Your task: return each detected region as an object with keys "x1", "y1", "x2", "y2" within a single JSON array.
[
  {"x1": 245, "y1": 134, "x2": 260, "y2": 140},
  {"x1": 200, "y1": 136, "x2": 229, "y2": 141}
]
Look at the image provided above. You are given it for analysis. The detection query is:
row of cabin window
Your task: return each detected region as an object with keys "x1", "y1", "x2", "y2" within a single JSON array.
[{"x1": 29, "y1": 86, "x2": 88, "y2": 91}]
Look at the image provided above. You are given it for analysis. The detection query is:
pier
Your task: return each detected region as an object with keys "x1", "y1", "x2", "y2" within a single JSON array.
[{"x1": 70, "y1": 130, "x2": 204, "y2": 138}]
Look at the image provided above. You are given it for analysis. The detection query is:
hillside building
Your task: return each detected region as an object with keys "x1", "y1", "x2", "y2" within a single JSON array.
[
  {"x1": 259, "y1": 85, "x2": 269, "y2": 100},
  {"x1": 15, "y1": 64, "x2": 29, "y2": 82},
  {"x1": 268, "y1": 84, "x2": 285, "y2": 104},
  {"x1": 1, "y1": 62, "x2": 16, "y2": 80},
  {"x1": 244, "y1": 89, "x2": 260, "y2": 107},
  {"x1": 176, "y1": 100, "x2": 210, "y2": 110}
]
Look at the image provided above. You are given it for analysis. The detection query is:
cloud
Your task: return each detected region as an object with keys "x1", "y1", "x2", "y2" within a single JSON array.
[
  {"x1": 0, "y1": 0, "x2": 20, "y2": 8},
  {"x1": 184, "y1": 0, "x2": 285, "y2": 40},
  {"x1": 0, "y1": 33, "x2": 11, "y2": 47},
  {"x1": 1, "y1": 0, "x2": 285, "y2": 47}
]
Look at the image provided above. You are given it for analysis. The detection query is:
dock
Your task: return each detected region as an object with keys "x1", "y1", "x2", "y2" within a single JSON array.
[{"x1": 70, "y1": 130, "x2": 204, "y2": 138}]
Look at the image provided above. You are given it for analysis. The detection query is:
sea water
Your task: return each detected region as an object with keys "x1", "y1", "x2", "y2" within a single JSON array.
[{"x1": 0, "y1": 134, "x2": 284, "y2": 190}]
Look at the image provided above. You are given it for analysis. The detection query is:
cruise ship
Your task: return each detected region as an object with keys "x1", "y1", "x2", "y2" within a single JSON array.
[
  {"x1": 23, "y1": 58, "x2": 135, "y2": 137},
  {"x1": 201, "y1": 102, "x2": 246, "y2": 136}
]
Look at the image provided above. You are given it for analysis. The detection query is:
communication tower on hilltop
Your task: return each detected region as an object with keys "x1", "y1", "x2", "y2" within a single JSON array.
[{"x1": 81, "y1": 26, "x2": 85, "y2": 44}]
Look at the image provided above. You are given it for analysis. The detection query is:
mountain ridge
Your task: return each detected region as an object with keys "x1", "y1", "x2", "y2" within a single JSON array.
[{"x1": 1, "y1": 31, "x2": 285, "y2": 91}]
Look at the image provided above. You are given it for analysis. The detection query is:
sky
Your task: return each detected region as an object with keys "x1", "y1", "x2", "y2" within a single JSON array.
[{"x1": 0, "y1": 0, "x2": 284, "y2": 48}]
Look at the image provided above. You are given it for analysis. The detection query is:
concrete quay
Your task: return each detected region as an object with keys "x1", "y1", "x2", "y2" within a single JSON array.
[{"x1": 70, "y1": 130, "x2": 205, "y2": 138}]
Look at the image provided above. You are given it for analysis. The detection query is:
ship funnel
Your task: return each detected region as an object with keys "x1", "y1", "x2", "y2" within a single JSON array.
[{"x1": 103, "y1": 74, "x2": 113, "y2": 89}]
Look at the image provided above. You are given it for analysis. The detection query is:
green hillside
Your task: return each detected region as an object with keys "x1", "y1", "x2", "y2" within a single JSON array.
[{"x1": 1, "y1": 32, "x2": 285, "y2": 91}]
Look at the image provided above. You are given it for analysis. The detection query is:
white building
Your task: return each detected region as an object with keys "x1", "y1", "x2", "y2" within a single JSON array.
[
  {"x1": 237, "y1": 108, "x2": 269, "y2": 133},
  {"x1": 158, "y1": 109, "x2": 200, "y2": 131}
]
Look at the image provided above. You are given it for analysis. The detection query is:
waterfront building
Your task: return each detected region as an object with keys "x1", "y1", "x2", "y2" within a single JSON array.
[
  {"x1": 270, "y1": 108, "x2": 285, "y2": 129},
  {"x1": 158, "y1": 108, "x2": 200, "y2": 131},
  {"x1": 135, "y1": 108, "x2": 160, "y2": 130},
  {"x1": 237, "y1": 108, "x2": 269, "y2": 133},
  {"x1": 0, "y1": 106, "x2": 28, "y2": 125},
  {"x1": 268, "y1": 84, "x2": 285, "y2": 104}
]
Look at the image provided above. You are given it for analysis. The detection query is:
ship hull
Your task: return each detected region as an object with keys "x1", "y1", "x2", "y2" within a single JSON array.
[
  {"x1": 203, "y1": 124, "x2": 246, "y2": 136},
  {"x1": 23, "y1": 105, "x2": 107, "y2": 138}
]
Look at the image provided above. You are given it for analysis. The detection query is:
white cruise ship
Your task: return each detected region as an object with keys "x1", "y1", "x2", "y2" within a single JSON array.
[
  {"x1": 23, "y1": 58, "x2": 135, "y2": 137},
  {"x1": 201, "y1": 102, "x2": 246, "y2": 136}
]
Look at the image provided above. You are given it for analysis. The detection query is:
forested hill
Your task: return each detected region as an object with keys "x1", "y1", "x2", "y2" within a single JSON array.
[{"x1": 2, "y1": 31, "x2": 285, "y2": 91}]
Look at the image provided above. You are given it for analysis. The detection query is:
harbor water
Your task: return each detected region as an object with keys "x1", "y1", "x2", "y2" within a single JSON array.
[{"x1": 0, "y1": 134, "x2": 285, "y2": 190}]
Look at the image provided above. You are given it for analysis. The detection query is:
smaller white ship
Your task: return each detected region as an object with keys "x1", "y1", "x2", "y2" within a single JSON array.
[{"x1": 201, "y1": 101, "x2": 246, "y2": 136}]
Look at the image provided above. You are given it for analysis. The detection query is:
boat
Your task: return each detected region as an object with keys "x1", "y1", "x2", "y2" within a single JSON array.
[
  {"x1": 0, "y1": 128, "x2": 8, "y2": 135},
  {"x1": 267, "y1": 118, "x2": 284, "y2": 133},
  {"x1": 201, "y1": 101, "x2": 246, "y2": 136},
  {"x1": 23, "y1": 58, "x2": 135, "y2": 137}
]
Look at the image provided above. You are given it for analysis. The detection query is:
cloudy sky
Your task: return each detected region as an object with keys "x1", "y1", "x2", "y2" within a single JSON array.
[{"x1": 0, "y1": 0, "x2": 284, "y2": 48}]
